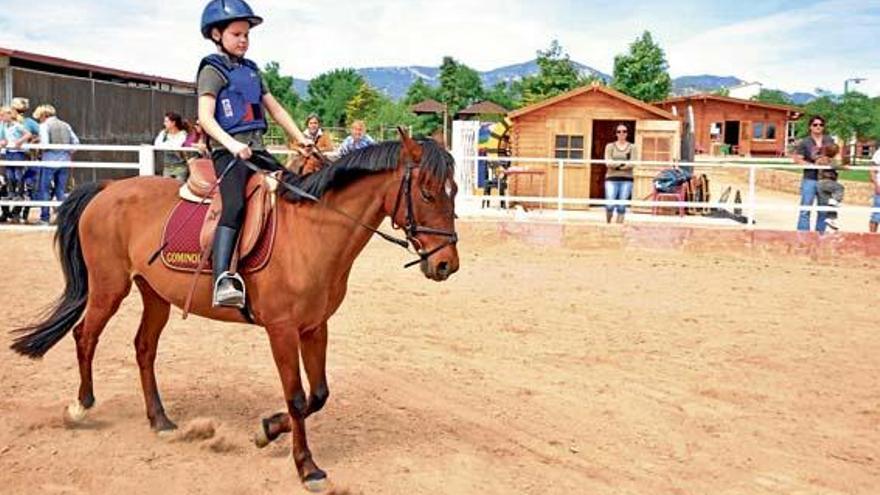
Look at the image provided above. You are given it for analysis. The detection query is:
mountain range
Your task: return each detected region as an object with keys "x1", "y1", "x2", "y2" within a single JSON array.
[{"x1": 291, "y1": 59, "x2": 815, "y2": 105}]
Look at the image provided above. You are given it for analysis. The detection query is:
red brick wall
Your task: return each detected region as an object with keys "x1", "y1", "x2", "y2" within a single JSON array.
[{"x1": 492, "y1": 221, "x2": 880, "y2": 261}]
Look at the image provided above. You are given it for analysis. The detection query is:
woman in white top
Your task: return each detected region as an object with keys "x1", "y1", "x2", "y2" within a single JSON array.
[{"x1": 154, "y1": 112, "x2": 189, "y2": 181}]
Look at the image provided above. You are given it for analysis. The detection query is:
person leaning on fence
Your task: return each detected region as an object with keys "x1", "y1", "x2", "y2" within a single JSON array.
[
  {"x1": 870, "y1": 148, "x2": 880, "y2": 234},
  {"x1": 33, "y1": 104, "x2": 79, "y2": 225},
  {"x1": 337, "y1": 120, "x2": 375, "y2": 157},
  {"x1": 793, "y1": 115, "x2": 835, "y2": 232},
  {"x1": 198, "y1": 0, "x2": 311, "y2": 308},
  {"x1": 815, "y1": 143, "x2": 846, "y2": 231},
  {"x1": 0, "y1": 106, "x2": 33, "y2": 223},
  {"x1": 12, "y1": 98, "x2": 41, "y2": 223},
  {"x1": 603, "y1": 124, "x2": 636, "y2": 224},
  {"x1": 154, "y1": 112, "x2": 190, "y2": 181},
  {"x1": 183, "y1": 118, "x2": 208, "y2": 157}
]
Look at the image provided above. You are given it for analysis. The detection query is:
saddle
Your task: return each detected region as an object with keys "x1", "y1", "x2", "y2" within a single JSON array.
[{"x1": 160, "y1": 158, "x2": 277, "y2": 274}]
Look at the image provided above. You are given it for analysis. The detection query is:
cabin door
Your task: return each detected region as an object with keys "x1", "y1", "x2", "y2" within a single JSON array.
[{"x1": 591, "y1": 120, "x2": 635, "y2": 200}]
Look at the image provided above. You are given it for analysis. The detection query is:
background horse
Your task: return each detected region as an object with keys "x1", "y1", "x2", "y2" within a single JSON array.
[{"x1": 9, "y1": 130, "x2": 458, "y2": 491}]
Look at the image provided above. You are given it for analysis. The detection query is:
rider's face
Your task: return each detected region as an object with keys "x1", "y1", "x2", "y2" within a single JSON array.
[
  {"x1": 216, "y1": 21, "x2": 250, "y2": 57},
  {"x1": 307, "y1": 118, "x2": 320, "y2": 132}
]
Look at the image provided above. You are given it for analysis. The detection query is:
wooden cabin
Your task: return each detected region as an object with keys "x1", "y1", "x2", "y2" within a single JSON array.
[
  {"x1": 507, "y1": 83, "x2": 680, "y2": 208},
  {"x1": 656, "y1": 94, "x2": 802, "y2": 158}
]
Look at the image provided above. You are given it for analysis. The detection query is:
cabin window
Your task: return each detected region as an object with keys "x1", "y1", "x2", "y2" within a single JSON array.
[
  {"x1": 709, "y1": 122, "x2": 722, "y2": 141},
  {"x1": 752, "y1": 122, "x2": 778, "y2": 140},
  {"x1": 752, "y1": 122, "x2": 764, "y2": 140},
  {"x1": 642, "y1": 135, "x2": 673, "y2": 162},
  {"x1": 554, "y1": 135, "x2": 584, "y2": 159}
]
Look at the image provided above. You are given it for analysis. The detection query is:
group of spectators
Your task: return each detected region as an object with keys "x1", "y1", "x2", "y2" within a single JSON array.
[
  {"x1": 0, "y1": 97, "x2": 78, "y2": 225},
  {"x1": 152, "y1": 111, "x2": 376, "y2": 181},
  {"x1": 600, "y1": 116, "x2": 880, "y2": 233}
]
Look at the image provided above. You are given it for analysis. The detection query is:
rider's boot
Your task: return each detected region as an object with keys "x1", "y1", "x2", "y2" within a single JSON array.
[{"x1": 212, "y1": 226, "x2": 246, "y2": 308}]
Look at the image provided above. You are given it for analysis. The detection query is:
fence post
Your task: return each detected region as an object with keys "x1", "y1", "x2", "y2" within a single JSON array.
[
  {"x1": 138, "y1": 145, "x2": 155, "y2": 177},
  {"x1": 557, "y1": 159, "x2": 565, "y2": 222},
  {"x1": 747, "y1": 164, "x2": 756, "y2": 228}
]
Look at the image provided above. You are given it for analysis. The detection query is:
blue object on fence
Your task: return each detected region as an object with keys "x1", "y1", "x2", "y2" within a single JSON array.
[{"x1": 653, "y1": 168, "x2": 689, "y2": 193}]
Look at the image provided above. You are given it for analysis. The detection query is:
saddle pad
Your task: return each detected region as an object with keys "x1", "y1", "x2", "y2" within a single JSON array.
[{"x1": 160, "y1": 200, "x2": 276, "y2": 274}]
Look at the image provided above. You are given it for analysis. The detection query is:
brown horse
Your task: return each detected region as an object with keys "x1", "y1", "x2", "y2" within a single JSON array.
[{"x1": 10, "y1": 130, "x2": 459, "y2": 491}]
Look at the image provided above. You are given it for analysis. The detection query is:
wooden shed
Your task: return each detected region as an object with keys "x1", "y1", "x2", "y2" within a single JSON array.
[
  {"x1": 507, "y1": 83, "x2": 680, "y2": 207},
  {"x1": 0, "y1": 46, "x2": 196, "y2": 145},
  {"x1": 656, "y1": 94, "x2": 802, "y2": 157}
]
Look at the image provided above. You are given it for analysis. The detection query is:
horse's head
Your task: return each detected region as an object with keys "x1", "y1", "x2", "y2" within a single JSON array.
[{"x1": 386, "y1": 128, "x2": 459, "y2": 281}]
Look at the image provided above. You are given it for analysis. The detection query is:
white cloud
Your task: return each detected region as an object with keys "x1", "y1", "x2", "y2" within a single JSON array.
[
  {"x1": 0, "y1": 0, "x2": 877, "y2": 96},
  {"x1": 667, "y1": 0, "x2": 880, "y2": 95}
]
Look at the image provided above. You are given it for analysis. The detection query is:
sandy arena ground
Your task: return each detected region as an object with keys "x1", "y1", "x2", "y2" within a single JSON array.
[{"x1": 1, "y1": 223, "x2": 878, "y2": 495}]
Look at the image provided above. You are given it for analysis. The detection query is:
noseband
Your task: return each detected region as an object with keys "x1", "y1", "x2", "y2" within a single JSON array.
[{"x1": 389, "y1": 159, "x2": 459, "y2": 269}]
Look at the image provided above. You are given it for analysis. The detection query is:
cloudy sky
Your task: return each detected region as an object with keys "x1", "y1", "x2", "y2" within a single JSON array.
[{"x1": 0, "y1": 0, "x2": 878, "y2": 95}]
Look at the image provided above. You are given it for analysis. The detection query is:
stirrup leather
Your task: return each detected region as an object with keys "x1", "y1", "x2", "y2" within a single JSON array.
[{"x1": 212, "y1": 271, "x2": 246, "y2": 308}]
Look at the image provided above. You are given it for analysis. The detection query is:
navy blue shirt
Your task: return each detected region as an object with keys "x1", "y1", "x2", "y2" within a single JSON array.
[{"x1": 795, "y1": 135, "x2": 835, "y2": 181}]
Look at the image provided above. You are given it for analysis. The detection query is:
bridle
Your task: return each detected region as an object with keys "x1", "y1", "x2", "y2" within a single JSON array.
[{"x1": 389, "y1": 157, "x2": 459, "y2": 269}]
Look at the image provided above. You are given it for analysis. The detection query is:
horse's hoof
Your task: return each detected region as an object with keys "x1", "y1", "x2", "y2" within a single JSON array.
[
  {"x1": 153, "y1": 421, "x2": 178, "y2": 436},
  {"x1": 253, "y1": 423, "x2": 270, "y2": 449},
  {"x1": 302, "y1": 470, "x2": 329, "y2": 493},
  {"x1": 64, "y1": 401, "x2": 88, "y2": 425}
]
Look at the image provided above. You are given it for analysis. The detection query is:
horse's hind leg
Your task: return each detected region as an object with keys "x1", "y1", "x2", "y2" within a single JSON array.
[
  {"x1": 133, "y1": 277, "x2": 175, "y2": 432},
  {"x1": 68, "y1": 273, "x2": 131, "y2": 423}
]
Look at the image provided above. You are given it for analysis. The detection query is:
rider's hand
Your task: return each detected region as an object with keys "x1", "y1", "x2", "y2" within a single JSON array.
[{"x1": 230, "y1": 141, "x2": 252, "y2": 161}]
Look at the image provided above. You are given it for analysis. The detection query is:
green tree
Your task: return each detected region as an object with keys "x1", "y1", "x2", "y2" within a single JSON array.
[
  {"x1": 371, "y1": 100, "x2": 418, "y2": 140},
  {"x1": 263, "y1": 61, "x2": 301, "y2": 115},
  {"x1": 836, "y1": 91, "x2": 875, "y2": 142},
  {"x1": 438, "y1": 56, "x2": 484, "y2": 117},
  {"x1": 304, "y1": 68, "x2": 365, "y2": 128},
  {"x1": 345, "y1": 83, "x2": 383, "y2": 126},
  {"x1": 403, "y1": 78, "x2": 439, "y2": 105},
  {"x1": 612, "y1": 31, "x2": 672, "y2": 102},
  {"x1": 485, "y1": 82, "x2": 520, "y2": 111},
  {"x1": 520, "y1": 40, "x2": 586, "y2": 105},
  {"x1": 796, "y1": 96, "x2": 836, "y2": 137},
  {"x1": 753, "y1": 89, "x2": 794, "y2": 105}
]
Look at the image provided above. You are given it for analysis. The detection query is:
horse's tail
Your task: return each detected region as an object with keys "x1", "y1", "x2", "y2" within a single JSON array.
[{"x1": 10, "y1": 182, "x2": 106, "y2": 359}]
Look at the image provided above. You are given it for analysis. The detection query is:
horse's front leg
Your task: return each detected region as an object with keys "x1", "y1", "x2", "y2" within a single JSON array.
[
  {"x1": 256, "y1": 322, "x2": 329, "y2": 448},
  {"x1": 266, "y1": 324, "x2": 327, "y2": 492}
]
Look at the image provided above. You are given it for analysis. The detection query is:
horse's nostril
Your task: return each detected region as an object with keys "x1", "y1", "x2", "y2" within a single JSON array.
[{"x1": 437, "y1": 261, "x2": 449, "y2": 275}]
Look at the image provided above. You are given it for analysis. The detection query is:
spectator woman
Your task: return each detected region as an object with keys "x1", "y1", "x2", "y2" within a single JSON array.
[
  {"x1": 603, "y1": 124, "x2": 636, "y2": 224},
  {"x1": 11, "y1": 98, "x2": 40, "y2": 222},
  {"x1": 33, "y1": 104, "x2": 79, "y2": 225},
  {"x1": 0, "y1": 106, "x2": 33, "y2": 223},
  {"x1": 154, "y1": 112, "x2": 190, "y2": 181},
  {"x1": 793, "y1": 115, "x2": 835, "y2": 232}
]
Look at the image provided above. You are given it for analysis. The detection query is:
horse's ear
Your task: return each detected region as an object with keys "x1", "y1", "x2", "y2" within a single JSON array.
[{"x1": 398, "y1": 126, "x2": 422, "y2": 162}]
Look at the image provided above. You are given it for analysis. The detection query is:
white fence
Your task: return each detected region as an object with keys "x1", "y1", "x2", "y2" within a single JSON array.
[
  {"x1": 2, "y1": 141, "x2": 879, "y2": 231},
  {"x1": 0, "y1": 143, "x2": 302, "y2": 211},
  {"x1": 450, "y1": 121, "x2": 880, "y2": 230}
]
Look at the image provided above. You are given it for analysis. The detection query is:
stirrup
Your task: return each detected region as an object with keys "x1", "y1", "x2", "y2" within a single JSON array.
[{"x1": 212, "y1": 271, "x2": 246, "y2": 308}]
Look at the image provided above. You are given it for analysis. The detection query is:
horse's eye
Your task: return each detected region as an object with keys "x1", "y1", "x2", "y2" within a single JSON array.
[{"x1": 420, "y1": 189, "x2": 435, "y2": 203}]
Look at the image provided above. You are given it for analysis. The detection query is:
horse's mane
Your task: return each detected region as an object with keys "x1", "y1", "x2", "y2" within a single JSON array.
[{"x1": 281, "y1": 140, "x2": 454, "y2": 203}]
